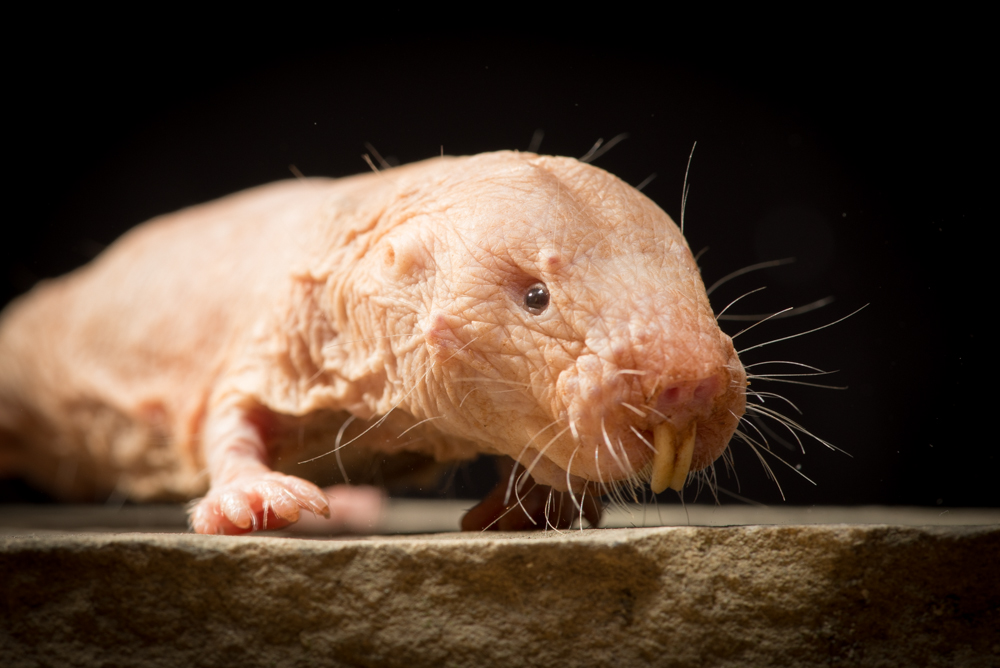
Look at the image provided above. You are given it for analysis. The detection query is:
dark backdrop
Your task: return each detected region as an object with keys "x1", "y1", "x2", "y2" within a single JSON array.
[{"x1": 3, "y1": 20, "x2": 989, "y2": 507}]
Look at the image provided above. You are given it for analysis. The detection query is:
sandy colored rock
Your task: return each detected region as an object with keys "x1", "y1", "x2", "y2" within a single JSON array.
[{"x1": 2, "y1": 521, "x2": 998, "y2": 667}]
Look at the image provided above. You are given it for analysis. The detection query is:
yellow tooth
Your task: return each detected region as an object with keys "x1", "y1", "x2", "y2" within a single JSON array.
[
  {"x1": 650, "y1": 423, "x2": 676, "y2": 494},
  {"x1": 669, "y1": 423, "x2": 697, "y2": 491}
]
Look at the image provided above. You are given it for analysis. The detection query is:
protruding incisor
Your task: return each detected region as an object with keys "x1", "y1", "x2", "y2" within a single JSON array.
[{"x1": 650, "y1": 422, "x2": 697, "y2": 494}]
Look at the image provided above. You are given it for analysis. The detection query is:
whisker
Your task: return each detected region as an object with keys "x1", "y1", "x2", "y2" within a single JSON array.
[
  {"x1": 512, "y1": 470, "x2": 539, "y2": 527},
  {"x1": 361, "y1": 153, "x2": 381, "y2": 174},
  {"x1": 620, "y1": 402, "x2": 647, "y2": 417},
  {"x1": 363, "y1": 142, "x2": 391, "y2": 170},
  {"x1": 731, "y1": 307, "x2": 794, "y2": 341},
  {"x1": 527, "y1": 128, "x2": 544, "y2": 153},
  {"x1": 482, "y1": 472, "x2": 538, "y2": 531},
  {"x1": 579, "y1": 133, "x2": 629, "y2": 164},
  {"x1": 629, "y1": 425, "x2": 656, "y2": 453},
  {"x1": 680, "y1": 141, "x2": 696, "y2": 236},
  {"x1": 635, "y1": 173, "x2": 656, "y2": 192},
  {"x1": 738, "y1": 412, "x2": 774, "y2": 453},
  {"x1": 744, "y1": 360, "x2": 828, "y2": 372},
  {"x1": 601, "y1": 417, "x2": 629, "y2": 478},
  {"x1": 517, "y1": 424, "x2": 574, "y2": 495},
  {"x1": 616, "y1": 437, "x2": 640, "y2": 504},
  {"x1": 746, "y1": 403, "x2": 848, "y2": 455},
  {"x1": 746, "y1": 391, "x2": 804, "y2": 415},
  {"x1": 747, "y1": 412, "x2": 801, "y2": 453},
  {"x1": 732, "y1": 431, "x2": 787, "y2": 499},
  {"x1": 333, "y1": 415, "x2": 356, "y2": 484},
  {"x1": 565, "y1": 445, "x2": 583, "y2": 513},
  {"x1": 507, "y1": 419, "x2": 562, "y2": 504},
  {"x1": 458, "y1": 387, "x2": 478, "y2": 407},
  {"x1": 738, "y1": 304, "x2": 868, "y2": 355},
  {"x1": 747, "y1": 368, "x2": 837, "y2": 378},
  {"x1": 718, "y1": 296, "x2": 835, "y2": 322},
  {"x1": 396, "y1": 416, "x2": 443, "y2": 438},
  {"x1": 713, "y1": 484, "x2": 769, "y2": 506},
  {"x1": 748, "y1": 377, "x2": 848, "y2": 391},
  {"x1": 745, "y1": 404, "x2": 806, "y2": 452},
  {"x1": 715, "y1": 287, "x2": 767, "y2": 320},
  {"x1": 740, "y1": 428, "x2": 818, "y2": 488},
  {"x1": 706, "y1": 258, "x2": 795, "y2": 297}
]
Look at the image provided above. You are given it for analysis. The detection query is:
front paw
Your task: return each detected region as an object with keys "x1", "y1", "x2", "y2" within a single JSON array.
[{"x1": 189, "y1": 472, "x2": 330, "y2": 535}]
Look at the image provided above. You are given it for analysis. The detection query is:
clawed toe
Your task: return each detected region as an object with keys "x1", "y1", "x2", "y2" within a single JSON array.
[{"x1": 190, "y1": 473, "x2": 331, "y2": 535}]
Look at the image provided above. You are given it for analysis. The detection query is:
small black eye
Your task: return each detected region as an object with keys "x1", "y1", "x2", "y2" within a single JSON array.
[{"x1": 523, "y1": 283, "x2": 550, "y2": 315}]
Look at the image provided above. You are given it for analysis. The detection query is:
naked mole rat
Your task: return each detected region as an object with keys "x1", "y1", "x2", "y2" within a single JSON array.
[{"x1": 0, "y1": 151, "x2": 746, "y2": 534}]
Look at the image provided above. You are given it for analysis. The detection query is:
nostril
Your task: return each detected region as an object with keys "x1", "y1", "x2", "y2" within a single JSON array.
[
  {"x1": 656, "y1": 376, "x2": 723, "y2": 415},
  {"x1": 660, "y1": 387, "x2": 682, "y2": 405}
]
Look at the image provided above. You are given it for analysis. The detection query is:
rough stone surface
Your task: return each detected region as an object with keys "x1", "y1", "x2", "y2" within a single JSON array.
[{"x1": 1, "y1": 508, "x2": 998, "y2": 667}]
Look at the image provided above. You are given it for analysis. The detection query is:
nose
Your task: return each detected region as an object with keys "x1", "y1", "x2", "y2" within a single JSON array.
[{"x1": 655, "y1": 374, "x2": 723, "y2": 420}]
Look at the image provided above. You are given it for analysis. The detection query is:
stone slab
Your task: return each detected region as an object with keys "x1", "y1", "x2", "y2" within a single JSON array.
[
  {"x1": 1, "y1": 502, "x2": 998, "y2": 534},
  {"x1": 1, "y1": 508, "x2": 998, "y2": 667}
]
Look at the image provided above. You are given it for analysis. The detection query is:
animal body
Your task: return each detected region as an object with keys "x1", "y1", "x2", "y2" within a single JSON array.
[{"x1": 0, "y1": 151, "x2": 746, "y2": 534}]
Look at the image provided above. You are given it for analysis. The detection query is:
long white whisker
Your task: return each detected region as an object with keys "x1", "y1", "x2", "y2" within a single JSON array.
[
  {"x1": 732, "y1": 307, "x2": 794, "y2": 341},
  {"x1": 738, "y1": 305, "x2": 868, "y2": 355},
  {"x1": 747, "y1": 391, "x2": 804, "y2": 415},
  {"x1": 629, "y1": 425, "x2": 656, "y2": 453},
  {"x1": 579, "y1": 132, "x2": 629, "y2": 163},
  {"x1": 617, "y1": 438, "x2": 640, "y2": 504},
  {"x1": 738, "y1": 413, "x2": 774, "y2": 453},
  {"x1": 458, "y1": 387, "x2": 478, "y2": 407},
  {"x1": 746, "y1": 412, "x2": 802, "y2": 453},
  {"x1": 397, "y1": 416, "x2": 444, "y2": 438},
  {"x1": 481, "y1": 472, "x2": 538, "y2": 531},
  {"x1": 333, "y1": 415, "x2": 356, "y2": 484},
  {"x1": 714, "y1": 287, "x2": 767, "y2": 320},
  {"x1": 517, "y1": 424, "x2": 573, "y2": 495},
  {"x1": 512, "y1": 470, "x2": 538, "y2": 527},
  {"x1": 748, "y1": 376, "x2": 847, "y2": 391},
  {"x1": 506, "y1": 419, "x2": 561, "y2": 504},
  {"x1": 746, "y1": 403, "x2": 848, "y2": 455},
  {"x1": 732, "y1": 432, "x2": 786, "y2": 499},
  {"x1": 718, "y1": 296, "x2": 835, "y2": 322},
  {"x1": 601, "y1": 417, "x2": 628, "y2": 477},
  {"x1": 744, "y1": 360, "x2": 828, "y2": 372},
  {"x1": 680, "y1": 140, "x2": 696, "y2": 235},
  {"x1": 706, "y1": 258, "x2": 795, "y2": 297},
  {"x1": 565, "y1": 446, "x2": 583, "y2": 513},
  {"x1": 745, "y1": 405, "x2": 806, "y2": 452},
  {"x1": 620, "y1": 402, "x2": 647, "y2": 417}
]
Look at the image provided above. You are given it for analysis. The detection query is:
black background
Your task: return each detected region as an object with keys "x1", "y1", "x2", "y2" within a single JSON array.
[{"x1": 2, "y1": 18, "x2": 990, "y2": 507}]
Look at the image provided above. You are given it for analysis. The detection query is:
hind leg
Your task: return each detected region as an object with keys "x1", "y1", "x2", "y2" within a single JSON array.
[{"x1": 188, "y1": 405, "x2": 380, "y2": 535}]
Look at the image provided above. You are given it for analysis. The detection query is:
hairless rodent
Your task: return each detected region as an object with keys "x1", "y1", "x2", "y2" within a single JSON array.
[{"x1": 0, "y1": 151, "x2": 747, "y2": 534}]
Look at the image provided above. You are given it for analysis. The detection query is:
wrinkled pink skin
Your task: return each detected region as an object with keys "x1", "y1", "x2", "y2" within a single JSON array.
[{"x1": 0, "y1": 152, "x2": 745, "y2": 534}]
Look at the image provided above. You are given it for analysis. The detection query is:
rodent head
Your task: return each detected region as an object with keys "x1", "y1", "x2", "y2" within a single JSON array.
[{"x1": 364, "y1": 151, "x2": 746, "y2": 494}]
